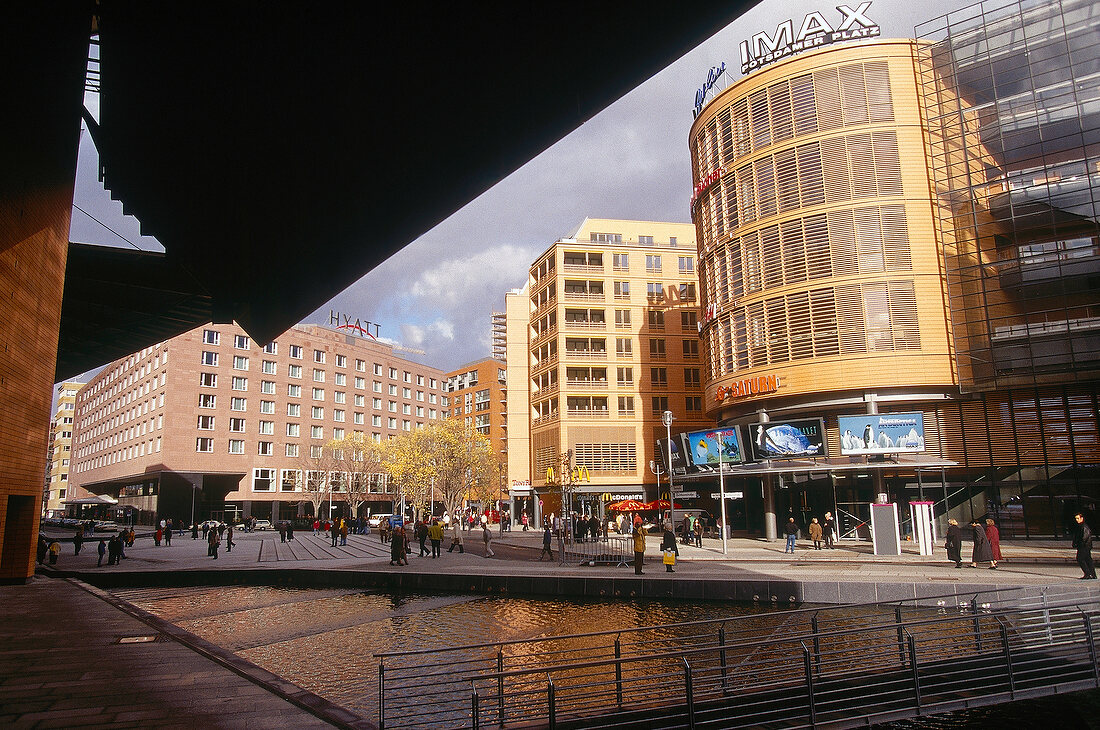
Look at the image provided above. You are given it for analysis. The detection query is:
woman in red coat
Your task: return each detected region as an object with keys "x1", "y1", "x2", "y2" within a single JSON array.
[{"x1": 985, "y1": 518, "x2": 1002, "y2": 564}]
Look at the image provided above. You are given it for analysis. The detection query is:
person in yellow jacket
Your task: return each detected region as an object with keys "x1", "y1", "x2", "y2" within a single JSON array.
[
  {"x1": 428, "y1": 519, "x2": 444, "y2": 558},
  {"x1": 633, "y1": 523, "x2": 648, "y2": 575}
]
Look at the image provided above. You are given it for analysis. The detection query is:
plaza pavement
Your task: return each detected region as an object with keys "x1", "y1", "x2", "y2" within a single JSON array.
[{"x1": 6, "y1": 525, "x2": 1095, "y2": 729}]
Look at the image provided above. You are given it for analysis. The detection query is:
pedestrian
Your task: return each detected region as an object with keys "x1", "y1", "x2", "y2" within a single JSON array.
[
  {"x1": 522, "y1": 513, "x2": 529, "y2": 531},
  {"x1": 107, "y1": 535, "x2": 120, "y2": 565},
  {"x1": 208, "y1": 525, "x2": 220, "y2": 559},
  {"x1": 428, "y1": 519, "x2": 443, "y2": 558},
  {"x1": 693, "y1": 518, "x2": 703, "y2": 548},
  {"x1": 330, "y1": 521, "x2": 339, "y2": 547},
  {"x1": 681, "y1": 514, "x2": 692, "y2": 544},
  {"x1": 380, "y1": 518, "x2": 390, "y2": 543},
  {"x1": 661, "y1": 523, "x2": 678, "y2": 573},
  {"x1": 448, "y1": 519, "x2": 464, "y2": 553},
  {"x1": 822, "y1": 512, "x2": 835, "y2": 549},
  {"x1": 945, "y1": 518, "x2": 963, "y2": 568},
  {"x1": 202, "y1": 522, "x2": 209, "y2": 540},
  {"x1": 163, "y1": 519, "x2": 172, "y2": 545},
  {"x1": 969, "y1": 520, "x2": 995, "y2": 569},
  {"x1": 97, "y1": 539, "x2": 106, "y2": 567},
  {"x1": 482, "y1": 522, "x2": 495, "y2": 558},
  {"x1": 154, "y1": 526, "x2": 162, "y2": 546},
  {"x1": 340, "y1": 520, "x2": 348, "y2": 546},
  {"x1": 192, "y1": 522, "x2": 199, "y2": 539},
  {"x1": 416, "y1": 519, "x2": 429, "y2": 557},
  {"x1": 287, "y1": 521, "x2": 294, "y2": 540},
  {"x1": 1073, "y1": 512, "x2": 1096, "y2": 580},
  {"x1": 633, "y1": 521, "x2": 648, "y2": 574},
  {"x1": 313, "y1": 519, "x2": 320, "y2": 536},
  {"x1": 984, "y1": 518, "x2": 1002, "y2": 563},
  {"x1": 390, "y1": 524, "x2": 409, "y2": 566},
  {"x1": 538, "y1": 524, "x2": 553, "y2": 561},
  {"x1": 226, "y1": 525, "x2": 235, "y2": 553},
  {"x1": 809, "y1": 518, "x2": 823, "y2": 550},
  {"x1": 784, "y1": 517, "x2": 798, "y2": 554},
  {"x1": 280, "y1": 522, "x2": 289, "y2": 543},
  {"x1": 48, "y1": 540, "x2": 61, "y2": 565},
  {"x1": 73, "y1": 527, "x2": 84, "y2": 556}
]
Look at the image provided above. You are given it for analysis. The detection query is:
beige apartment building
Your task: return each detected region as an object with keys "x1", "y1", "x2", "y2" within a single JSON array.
[
  {"x1": 516, "y1": 218, "x2": 711, "y2": 520},
  {"x1": 69, "y1": 323, "x2": 444, "y2": 525},
  {"x1": 42, "y1": 381, "x2": 84, "y2": 518},
  {"x1": 443, "y1": 356, "x2": 508, "y2": 462}
]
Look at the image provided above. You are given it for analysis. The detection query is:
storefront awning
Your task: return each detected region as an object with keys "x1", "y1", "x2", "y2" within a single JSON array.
[
  {"x1": 61, "y1": 495, "x2": 119, "y2": 505},
  {"x1": 679, "y1": 457, "x2": 958, "y2": 479}
]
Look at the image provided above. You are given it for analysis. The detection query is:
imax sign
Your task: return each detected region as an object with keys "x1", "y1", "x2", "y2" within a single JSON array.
[{"x1": 739, "y1": 3, "x2": 880, "y2": 74}]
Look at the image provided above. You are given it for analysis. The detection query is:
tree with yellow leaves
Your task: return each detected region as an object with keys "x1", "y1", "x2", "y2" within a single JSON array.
[
  {"x1": 329, "y1": 432, "x2": 385, "y2": 521},
  {"x1": 382, "y1": 419, "x2": 498, "y2": 522}
]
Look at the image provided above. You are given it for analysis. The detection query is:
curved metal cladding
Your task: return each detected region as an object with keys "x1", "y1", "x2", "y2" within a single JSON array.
[{"x1": 688, "y1": 40, "x2": 957, "y2": 422}]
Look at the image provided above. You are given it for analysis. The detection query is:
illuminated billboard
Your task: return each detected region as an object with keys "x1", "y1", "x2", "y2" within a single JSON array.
[
  {"x1": 747, "y1": 418, "x2": 826, "y2": 460},
  {"x1": 838, "y1": 412, "x2": 925, "y2": 455},
  {"x1": 685, "y1": 427, "x2": 744, "y2": 468}
]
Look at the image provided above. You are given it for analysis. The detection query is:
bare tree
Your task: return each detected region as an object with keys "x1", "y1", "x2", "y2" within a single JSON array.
[
  {"x1": 293, "y1": 443, "x2": 340, "y2": 520},
  {"x1": 332, "y1": 433, "x2": 384, "y2": 521}
]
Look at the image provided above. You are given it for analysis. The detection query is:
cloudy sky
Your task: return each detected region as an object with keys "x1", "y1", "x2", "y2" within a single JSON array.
[{"x1": 68, "y1": 0, "x2": 949, "y2": 376}]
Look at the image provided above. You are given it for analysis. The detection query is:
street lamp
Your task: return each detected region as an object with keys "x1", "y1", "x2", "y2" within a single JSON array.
[{"x1": 662, "y1": 410, "x2": 676, "y2": 532}]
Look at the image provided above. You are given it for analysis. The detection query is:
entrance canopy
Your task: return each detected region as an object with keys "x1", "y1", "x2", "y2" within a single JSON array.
[
  {"x1": 61, "y1": 495, "x2": 118, "y2": 506},
  {"x1": 684, "y1": 457, "x2": 958, "y2": 479}
]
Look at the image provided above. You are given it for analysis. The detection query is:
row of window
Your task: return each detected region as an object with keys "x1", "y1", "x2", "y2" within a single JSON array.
[{"x1": 195, "y1": 422, "x2": 419, "y2": 454}]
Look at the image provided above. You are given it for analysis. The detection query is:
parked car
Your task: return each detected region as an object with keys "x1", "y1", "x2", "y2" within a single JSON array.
[
  {"x1": 368, "y1": 514, "x2": 392, "y2": 529},
  {"x1": 253, "y1": 519, "x2": 272, "y2": 531}
]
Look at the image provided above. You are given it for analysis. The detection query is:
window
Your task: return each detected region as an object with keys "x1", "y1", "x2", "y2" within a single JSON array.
[
  {"x1": 232, "y1": 376, "x2": 248, "y2": 391},
  {"x1": 415, "y1": 406, "x2": 424, "y2": 417},
  {"x1": 389, "y1": 367, "x2": 398, "y2": 379},
  {"x1": 616, "y1": 367, "x2": 633, "y2": 386},
  {"x1": 616, "y1": 338, "x2": 632, "y2": 357},
  {"x1": 649, "y1": 338, "x2": 666, "y2": 358},
  {"x1": 613, "y1": 252, "x2": 629, "y2": 270},
  {"x1": 262, "y1": 360, "x2": 277, "y2": 374},
  {"x1": 310, "y1": 445, "x2": 324, "y2": 458},
  {"x1": 403, "y1": 371, "x2": 411, "y2": 383},
  {"x1": 388, "y1": 384, "x2": 398, "y2": 395},
  {"x1": 388, "y1": 401, "x2": 397, "y2": 412},
  {"x1": 287, "y1": 384, "x2": 301, "y2": 397},
  {"x1": 355, "y1": 359, "x2": 366, "y2": 372},
  {"x1": 684, "y1": 367, "x2": 701, "y2": 386},
  {"x1": 373, "y1": 397, "x2": 382, "y2": 409},
  {"x1": 231, "y1": 397, "x2": 247, "y2": 411},
  {"x1": 615, "y1": 309, "x2": 631, "y2": 327},
  {"x1": 648, "y1": 310, "x2": 665, "y2": 329},
  {"x1": 334, "y1": 409, "x2": 345, "y2": 422},
  {"x1": 197, "y1": 415, "x2": 215, "y2": 430},
  {"x1": 354, "y1": 394, "x2": 365, "y2": 407},
  {"x1": 354, "y1": 376, "x2": 365, "y2": 389},
  {"x1": 618, "y1": 396, "x2": 635, "y2": 415},
  {"x1": 334, "y1": 372, "x2": 346, "y2": 385},
  {"x1": 639, "y1": 235, "x2": 654, "y2": 245},
  {"x1": 314, "y1": 349, "x2": 326, "y2": 363},
  {"x1": 401, "y1": 421, "x2": 410, "y2": 432},
  {"x1": 288, "y1": 364, "x2": 302, "y2": 378},
  {"x1": 261, "y1": 380, "x2": 276, "y2": 394},
  {"x1": 263, "y1": 342, "x2": 278, "y2": 354},
  {"x1": 313, "y1": 368, "x2": 325, "y2": 382},
  {"x1": 354, "y1": 412, "x2": 364, "y2": 424},
  {"x1": 430, "y1": 378, "x2": 438, "y2": 389},
  {"x1": 416, "y1": 391, "x2": 424, "y2": 401},
  {"x1": 199, "y1": 394, "x2": 216, "y2": 408},
  {"x1": 253, "y1": 467, "x2": 275, "y2": 490},
  {"x1": 229, "y1": 417, "x2": 245, "y2": 432},
  {"x1": 591, "y1": 232, "x2": 622, "y2": 243},
  {"x1": 679, "y1": 283, "x2": 697, "y2": 301},
  {"x1": 651, "y1": 396, "x2": 669, "y2": 412},
  {"x1": 669, "y1": 236, "x2": 678, "y2": 247},
  {"x1": 201, "y1": 351, "x2": 219, "y2": 366},
  {"x1": 681, "y1": 311, "x2": 698, "y2": 330},
  {"x1": 614, "y1": 281, "x2": 630, "y2": 299},
  {"x1": 289, "y1": 345, "x2": 302, "y2": 359},
  {"x1": 333, "y1": 428, "x2": 345, "y2": 440},
  {"x1": 202, "y1": 329, "x2": 219, "y2": 345},
  {"x1": 402, "y1": 387, "x2": 410, "y2": 398},
  {"x1": 416, "y1": 375, "x2": 424, "y2": 386},
  {"x1": 196, "y1": 437, "x2": 214, "y2": 452},
  {"x1": 645, "y1": 254, "x2": 662, "y2": 272},
  {"x1": 231, "y1": 334, "x2": 248, "y2": 349},
  {"x1": 373, "y1": 381, "x2": 383, "y2": 392},
  {"x1": 372, "y1": 415, "x2": 382, "y2": 427},
  {"x1": 286, "y1": 423, "x2": 300, "y2": 437},
  {"x1": 682, "y1": 339, "x2": 699, "y2": 358},
  {"x1": 374, "y1": 363, "x2": 383, "y2": 375},
  {"x1": 335, "y1": 354, "x2": 346, "y2": 367},
  {"x1": 388, "y1": 417, "x2": 397, "y2": 429},
  {"x1": 259, "y1": 420, "x2": 274, "y2": 435},
  {"x1": 285, "y1": 444, "x2": 299, "y2": 458},
  {"x1": 650, "y1": 367, "x2": 668, "y2": 386},
  {"x1": 402, "y1": 403, "x2": 411, "y2": 415},
  {"x1": 312, "y1": 387, "x2": 324, "y2": 400},
  {"x1": 258, "y1": 441, "x2": 273, "y2": 456},
  {"x1": 311, "y1": 425, "x2": 324, "y2": 438},
  {"x1": 312, "y1": 406, "x2": 324, "y2": 419},
  {"x1": 647, "y1": 282, "x2": 664, "y2": 300},
  {"x1": 228, "y1": 439, "x2": 245, "y2": 454},
  {"x1": 678, "y1": 256, "x2": 695, "y2": 274},
  {"x1": 334, "y1": 391, "x2": 346, "y2": 404},
  {"x1": 260, "y1": 400, "x2": 275, "y2": 414},
  {"x1": 287, "y1": 403, "x2": 300, "y2": 417},
  {"x1": 686, "y1": 396, "x2": 702, "y2": 412}
]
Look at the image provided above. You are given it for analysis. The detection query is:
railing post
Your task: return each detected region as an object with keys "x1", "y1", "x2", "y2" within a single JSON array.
[
  {"x1": 999, "y1": 620, "x2": 1016, "y2": 699},
  {"x1": 378, "y1": 659, "x2": 386, "y2": 730},
  {"x1": 683, "y1": 657, "x2": 696, "y2": 730},
  {"x1": 719, "y1": 624, "x2": 730, "y2": 694},
  {"x1": 615, "y1": 635, "x2": 623, "y2": 709},
  {"x1": 895, "y1": 606, "x2": 906, "y2": 667},
  {"x1": 497, "y1": 647, "x2": 505, "y2": 726},
  {"x1": 810, "y1": 613, "x2": 822, "y2": 676},
  {"x1": 802, "y1": 643, "x2": 816, "y2": 729},
  {"x1": 547, "y1": 673, "x2": 557, "y2": 730},
  {"x1": 472, "y1": 683, "x2": 480, "y2": 730},
  {"x1": 1083, "y1": 612, "x2": 1100, "y2": 687},
  {"x1": 971, "y1": 597, "x2": 983, "y2": 653},
  {"x1": 907, "y1": 631, "x2": 922, "y2": 713}
]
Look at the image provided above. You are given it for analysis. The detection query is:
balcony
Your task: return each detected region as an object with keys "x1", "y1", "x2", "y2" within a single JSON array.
[
  {"x1": 533, "y1": 412, "x2": 560, "y2": 427},
  {"x1": 566, "y1": 408, "x2": 610, "y2": 419},
  {"x1": 532, "y1": 326, "x2": 557, "y2": 346},
  {"x1": 532, "y1": 354, "x2": 558, "y2": 372},
  {"x1": 564, "y1": 350, "x2": 608, "y2": 360},
  {"x1": 562, "y1": 320, "x2": 607, "y2": 330},
  {"x1": 563, "y1": 291, "x2": 605, "y2": 303},
  {"x1": 565, "y1": 379, "x2": 608, "y2": 389},
  {"x1": 563, "y1": 263, "x2": 605, "y2": 274}
]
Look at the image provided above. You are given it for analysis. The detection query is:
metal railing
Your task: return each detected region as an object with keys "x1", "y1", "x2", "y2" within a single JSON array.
[
  {"x1": 558, "y1": 533, "x2": 631, "y2": 568},
  {"x1": 375, "y1": 586, "x2": 1100, "y2": 729}
]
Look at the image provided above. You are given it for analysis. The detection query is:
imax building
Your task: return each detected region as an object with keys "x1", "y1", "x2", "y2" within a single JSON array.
[{"x1": 687, "y1": 0, "x2": 1100, "y2": 540}]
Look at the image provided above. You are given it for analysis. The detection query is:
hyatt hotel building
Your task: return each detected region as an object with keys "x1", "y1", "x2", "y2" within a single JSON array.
[
  {"x1": 688, "y1": 0, "x2": 1100, "y2": 539},
  {"x1": 68, "y1": 323, "x2": 444, "y2": 525}
]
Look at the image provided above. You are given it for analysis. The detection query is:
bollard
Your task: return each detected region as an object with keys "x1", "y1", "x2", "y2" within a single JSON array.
[
  {"x1": 615, "y1": 635, "x2": 623, "y2": 709},
  {"x1": 719, "y1": 625, "x2": 729, "y2": 694},
  {"x1": 547, "y1": 674, "x2": 557, "y2": 729},
  {"x1": 497, "y1": 648, "x2": 505, "y2": 726},
  {"x1": 683, "y1": 657, "x2": 696, "y2": 730}
]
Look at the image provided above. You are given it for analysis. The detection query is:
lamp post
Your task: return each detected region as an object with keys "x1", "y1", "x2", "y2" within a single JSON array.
[
  {"x1": 718, "y1": 434, "x2": 728, "y2": 556},
  {"x1": 662, "y1": 411, "x2": 676, "y2": 531},
  {"x1": 498, "y1": 462, "x2": 505, "y2": 537}
]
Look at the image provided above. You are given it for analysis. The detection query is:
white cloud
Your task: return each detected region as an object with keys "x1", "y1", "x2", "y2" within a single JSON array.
[{"x1": 410, "y1": 244, "x2": 534, "y2": 309}]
